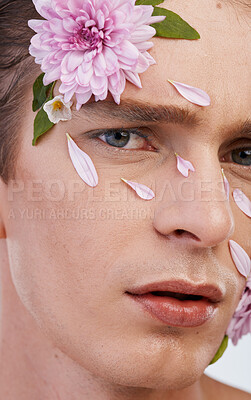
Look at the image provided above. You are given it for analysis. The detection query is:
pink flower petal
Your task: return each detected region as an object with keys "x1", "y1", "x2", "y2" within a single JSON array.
[
  {"x1": 120, "y1": 178, "x2": 155, "y2": 200},
  {"x1": 62, "y1": 17, "x2": 78, "y2": 33},
  {"x1": 75, "y1": 92, "x2": 93, "y2": 110},
  {"x1": 42, "y1": 66, "x2": 61, "y2": 85},
  {"x1": 135, "y1": 41, "x2": 153, "y2": 52},
  {"x1": 61, "y1": 51, "x2": 85, "y2": 74},
  {"x1": 148, "y1": 15, "x2": 166, "y2": 24},
  {"x1": 76, "y1": 64, "x2": 94, "y2": 86},
  {"x1": 221, "y1": 168, "x2": 230, "y2": 200},
  {"x1": 123, "y1": 71, "x2": 142, "y2": 88},
  {"x1": 233, "y1": 189, "x2": 251, "y2": 218},
  {"x1": 28, "y1": 19, "x2": 45, "y2": 33},
  {"x1": 66, "y1": 133, "x2": 98, "y2": 187},
  {"x1": 168, "y1": 79, "x2": 211, "y2": 107},
  {"x1": 32, "y1": 0, "x2": 58, "y2": 20},
  {"x1": 229, "y1": 240, "x2": 251, "y2": 278},
  {"x1": 131, "y1": 25, "x2": 156, "y2": 43},
  {"x1": 132, "y1": 5, "x2": 154, "y2": 26},
  {"x1": 175, "y1": 153, "x2": 195, "y2": 178},
  {"x1": 226, "y1": 274, "x2": 251, "y2": 345}
]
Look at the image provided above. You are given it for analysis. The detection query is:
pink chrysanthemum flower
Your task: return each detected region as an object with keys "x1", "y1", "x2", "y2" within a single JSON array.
[
  {"x1": 226, "y1": 274, "x2": 251, "y2": 345},
  {"x1": 28, "y1": 0, "x2": 165, "y2": 110}
]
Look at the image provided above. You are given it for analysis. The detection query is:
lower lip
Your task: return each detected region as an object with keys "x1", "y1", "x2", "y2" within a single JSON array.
[{"x1": 127, "y1": 293, "x2": 216, "y2": 327}]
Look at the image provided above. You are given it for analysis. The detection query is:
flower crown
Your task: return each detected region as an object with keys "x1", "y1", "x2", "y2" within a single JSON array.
[{"x1": 28, "y1": 0, "x2": 251, "y2": 363}]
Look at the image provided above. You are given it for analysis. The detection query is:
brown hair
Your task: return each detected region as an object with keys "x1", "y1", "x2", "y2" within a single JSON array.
[{"x1": 0, "y1": 0, "x2": 40, "y2": 185}]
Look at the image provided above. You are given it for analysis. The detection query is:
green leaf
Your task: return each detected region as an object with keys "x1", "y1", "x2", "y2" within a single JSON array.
[
  {"x1": 32, "y1": 108, "x2": 55, "y2": 146},
  {"x1": 209, "y1": 335, "x2": 228, "y2": 365},
  {"x1": 32, "y1": 73, "x2": 55, "y2": 112},
  {"x1": 135, "y1": 0, "x2": 163, "y2": 5},
  {"x1": 32, "y1": 82, "x2": 56, "y2": 146},
  {"x1": 151, "y1": 7, "x2": 200, "y2": 39}
]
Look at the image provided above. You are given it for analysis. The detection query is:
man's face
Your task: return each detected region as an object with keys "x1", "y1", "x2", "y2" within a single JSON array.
[{"x1": 2, "y1": 0, "x2": 250, "y2": 390}]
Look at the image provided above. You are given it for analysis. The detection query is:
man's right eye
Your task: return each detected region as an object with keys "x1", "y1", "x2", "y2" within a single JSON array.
[{"x1": 91, "y1": 128, "x2": 156, "y2": 152}]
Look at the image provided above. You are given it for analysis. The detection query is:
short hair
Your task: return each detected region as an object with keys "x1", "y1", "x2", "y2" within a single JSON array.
[{"x1": 0, "y1": 0, "x2": 42, "y2": 184}]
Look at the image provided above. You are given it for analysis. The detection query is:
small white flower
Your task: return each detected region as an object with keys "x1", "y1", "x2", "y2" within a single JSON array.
[{"x1": 43, "y1": 95, "x2": 73, "y2": 124}]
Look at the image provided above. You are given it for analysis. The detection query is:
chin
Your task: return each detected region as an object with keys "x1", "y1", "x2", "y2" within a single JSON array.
[
  {"x1": 96, "y1": 359, "x2": 203, "y2": 392},
  {"x1": 73, "y1": 339, "x2": 208, "y2": 392}
]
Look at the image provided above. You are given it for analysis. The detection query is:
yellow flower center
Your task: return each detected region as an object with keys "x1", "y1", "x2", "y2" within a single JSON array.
[{"x1": 52, "y1": 100, "x2": 63, "y2": 111}]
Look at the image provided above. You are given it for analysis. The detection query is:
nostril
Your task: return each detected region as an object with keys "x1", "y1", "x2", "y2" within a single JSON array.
[
  {"x1": 176, "y1": 229, "x2": 185, "y2": 235},
  {"x1": 175, "y1": 229, "x2": 200, "y2": 241}
]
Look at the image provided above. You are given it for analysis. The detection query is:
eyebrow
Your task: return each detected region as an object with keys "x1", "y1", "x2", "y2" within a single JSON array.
[
  {"x1": 223, "y1": 0, "x2": 251, "y2": 10},
  {"x1": 73, "y1": 100, "x2": 202, "y2": 127},
  {"x1": 72, "y1": 100, "x2": 251, "y2": 140},
  {"x1": 225, "y1": 119, "x2": 251, "y2": 139}
]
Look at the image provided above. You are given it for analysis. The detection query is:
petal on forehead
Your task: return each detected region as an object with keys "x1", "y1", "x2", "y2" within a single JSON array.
[{"x1": 168, "y1": 80, "x2": 211, "y2": 107}]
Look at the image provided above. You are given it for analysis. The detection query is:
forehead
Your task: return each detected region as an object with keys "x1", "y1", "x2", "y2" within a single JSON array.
[{"x1": 120, "y1": 0, "x2": 250, "y2": 122}]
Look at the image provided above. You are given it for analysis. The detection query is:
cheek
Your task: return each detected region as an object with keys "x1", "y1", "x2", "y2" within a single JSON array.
[
  {"x1": 230, "y1": 196, "x2": 251, "y2": 258},
  {"x1": 5, "y1": 121, "x2": 150, "y2": 310},
  {"x1": 4, "y1": 164, "x2": 135, "y2": 328}
]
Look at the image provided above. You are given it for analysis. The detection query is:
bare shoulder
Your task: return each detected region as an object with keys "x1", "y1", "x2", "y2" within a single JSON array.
[{"x1": 201, "y1": 374, "x2": 251, "y2": 400}]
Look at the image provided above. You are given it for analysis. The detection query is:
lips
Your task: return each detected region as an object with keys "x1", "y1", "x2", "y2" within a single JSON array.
[
  {"x1": 126, "y1": 280, "x2": 223, "y2": 327},
  {"x1": 150, "y1": 291, "x2": 203, "y2": 301},
  {"x1": 126, "y1": 280, "x2": 223, "y2": 303}
]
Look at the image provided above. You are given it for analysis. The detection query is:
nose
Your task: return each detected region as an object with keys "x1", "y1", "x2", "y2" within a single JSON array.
[{"x1": 153, "y1": 162, "x2": 235, "y2": 248}]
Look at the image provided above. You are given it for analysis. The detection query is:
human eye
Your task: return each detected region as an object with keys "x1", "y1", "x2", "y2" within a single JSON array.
[
  {"x1": 89, "y1": 127, "x2": 157, "y2": 153},
  {"x1": 219, "y1": 138, "x2": 251, "y2": 181},
  {"x1": 230, "y1": 147, "x2": 251, "y2": 166},
  {"x1": 220, "y1": 143, "x2": 251, "y2": 167}
]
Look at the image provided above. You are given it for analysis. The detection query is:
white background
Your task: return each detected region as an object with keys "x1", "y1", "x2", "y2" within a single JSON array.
[{"x1": 205, "y1": 334, "x2": 251, "y2": 394}]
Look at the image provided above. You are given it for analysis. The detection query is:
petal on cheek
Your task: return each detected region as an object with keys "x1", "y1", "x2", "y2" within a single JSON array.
[
  {"x1": 229, "y1": 240, "x2": 251, "y2": 278},
  {"x1": 121, "y1": 178, "x2": 155, "y2": 200},
  {"x1": 233, "y1": 189, "x2": 251, "y2": 218},
  {"x1": 168, "y1": 79, "x2": 211, "y2": 107},
  {"x1": 175, "y1": 153, "x2": 195, "y2": 178},
  {"x1": 221, "y1": 169, "x2": 230, "y2": 200},
  {"x1": 66, "y1": 133, "x2": 98, "y2": 187}
]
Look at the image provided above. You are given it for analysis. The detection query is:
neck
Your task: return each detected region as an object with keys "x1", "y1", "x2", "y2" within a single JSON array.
[{"x1": 0, "y1": 239, "x2": 207, "y2": 400}]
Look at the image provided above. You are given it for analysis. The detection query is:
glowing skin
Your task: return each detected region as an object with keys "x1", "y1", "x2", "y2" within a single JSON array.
[{"x1": 0, "y1": 1, "x2": 250, "y2": 400}]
